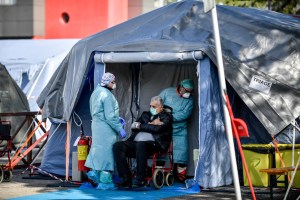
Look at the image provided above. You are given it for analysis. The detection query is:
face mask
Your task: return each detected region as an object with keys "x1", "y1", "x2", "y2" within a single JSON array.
[
  {"x1": 111, "y1": 83, "x2": 116, "y2": 90},
  {"x1": 182, "y1": 92, "x2": 190, "y2": 98},
  {"x1": 150, "y1": 107, "x2": 157, "y2": 116}
]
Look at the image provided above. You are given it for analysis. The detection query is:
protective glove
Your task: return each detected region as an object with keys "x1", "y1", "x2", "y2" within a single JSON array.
[
  {"x1": 119, "y1": 117, "x2": 126, "y2": 126},
  {"x1": 119, "y1": 128, "x2": 127, "y2": 139}
]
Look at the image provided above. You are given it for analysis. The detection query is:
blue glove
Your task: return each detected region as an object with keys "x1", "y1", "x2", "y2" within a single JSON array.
[
  {"x1": 119, "y1": 128, "x2": 127, "y2": 139},
  {"x1": 119, "y1": 117, "x2": 126, "y2": 126}
]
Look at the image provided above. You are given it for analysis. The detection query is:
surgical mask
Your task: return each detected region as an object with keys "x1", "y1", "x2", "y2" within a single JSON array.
[
  {"x1": 182, "y1": 92, "x2": 190, "y2": 98},
  {"x1": 150, "y1": 107, "x2": 157, "y2": 116},
  {"x1": 111, "y1": 83, "x2": 116, "y2": 90}
]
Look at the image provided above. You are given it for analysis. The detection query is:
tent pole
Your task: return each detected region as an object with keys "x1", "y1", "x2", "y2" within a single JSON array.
[
  {"x1": 283, "y1": 153, "x2": 300, "y2": 200},
  {"x1": 211, "y1": 5, "x2": 242, "y2": 200},
  {"x1": 65, "y1": 121, "x2": 71, "y2": 181},
  {"x1": 292, "y1": 120, "x2": 295, "y2": 167}
]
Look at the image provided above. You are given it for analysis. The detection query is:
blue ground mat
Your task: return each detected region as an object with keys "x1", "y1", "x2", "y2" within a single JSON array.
[{"x1": 9, "y1": 182, "x2": 200, "y2": 200}]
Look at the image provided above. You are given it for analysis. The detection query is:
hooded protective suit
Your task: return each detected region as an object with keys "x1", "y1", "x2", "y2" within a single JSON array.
[
  {"x1": 159, "y1": 87, "x2": 193, "y2": 164},
  {"x1": 85, "y1": 84, "x2": 122, "y2": 171}
]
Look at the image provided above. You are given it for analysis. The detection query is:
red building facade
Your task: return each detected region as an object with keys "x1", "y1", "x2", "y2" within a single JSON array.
[
  {"x1": 0, "y1": 0, "x2": 156, "y2": 39},
  {"x1": 45, "y1": 0, "x2": 128, "y2": 39}
]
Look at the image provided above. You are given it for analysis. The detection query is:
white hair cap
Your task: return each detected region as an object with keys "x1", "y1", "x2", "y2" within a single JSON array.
[{"x1": 100, "y1": 72, "x2": 115, "y2": 86}]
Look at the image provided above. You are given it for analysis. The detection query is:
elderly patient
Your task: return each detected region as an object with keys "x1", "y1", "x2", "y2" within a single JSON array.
[{"x1": 113, "y1": 96, "x2": 173, "y2": 188}]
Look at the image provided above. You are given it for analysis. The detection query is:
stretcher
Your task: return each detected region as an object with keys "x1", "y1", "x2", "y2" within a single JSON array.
[{"x1": 0, "y1": 114, "x2": 48, "y2": 183}]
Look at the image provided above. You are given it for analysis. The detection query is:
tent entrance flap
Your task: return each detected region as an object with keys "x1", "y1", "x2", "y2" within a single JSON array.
[
  {"x1": 195, "y1": 56, "x2": 233, "y2": 188},
  {"x1": 94, "y1": 51, "x2": 204, "y2": 63},
  {"x1": 94, "y1": 62, "x2": 105, "y2": 87}
]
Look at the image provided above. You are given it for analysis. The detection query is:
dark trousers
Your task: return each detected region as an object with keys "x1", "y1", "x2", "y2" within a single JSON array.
[{"x1": 113, "y1": 140, "x2": 161, "y2": 181}]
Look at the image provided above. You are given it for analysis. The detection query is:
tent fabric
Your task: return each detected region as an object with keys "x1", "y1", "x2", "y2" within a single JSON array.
[
  {"x1": 0, "y1": 39, "x2": 79, "y2": 87},
  {"x1": 0, "y1": 63, "x2": 30, "y2": 144},
  {"x1": 0, "y1": 63, "x2": 30, "y2": 113},
  {"x1": 38, "y1": 0, "x2": 300, "y2": 135},
  {"x1": 24, "y1": 52, "x2": 69, "y2": 112},
  {"x1": 196, "y1": 57, "x2": 232, "y2": 188}
]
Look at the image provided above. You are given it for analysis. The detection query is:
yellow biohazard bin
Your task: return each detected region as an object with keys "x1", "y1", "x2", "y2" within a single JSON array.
[
  {"x1": 275, "y1": 144, "x2": 300, "y2": 188},
  {"x1": 242, "y1": 144, "x2": 274, "y2": 187}
]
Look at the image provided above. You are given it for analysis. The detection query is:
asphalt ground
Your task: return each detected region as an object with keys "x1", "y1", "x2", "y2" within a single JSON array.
[{"x1": 0, "y1": 167, "x2": 300, "y2": 200}]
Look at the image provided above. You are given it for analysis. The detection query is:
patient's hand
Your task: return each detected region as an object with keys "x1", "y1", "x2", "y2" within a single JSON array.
[
  {"x1": 131, "y1": 122, "x2": 141, "y2": 129},
  {"x1": 148, "y1": 118, "x2": 163, "y2": 125}
]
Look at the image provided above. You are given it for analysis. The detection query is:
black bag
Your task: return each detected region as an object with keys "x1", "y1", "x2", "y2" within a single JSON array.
[{"x1": 0, "y1": 122, "x2": 11, "y2": 140}]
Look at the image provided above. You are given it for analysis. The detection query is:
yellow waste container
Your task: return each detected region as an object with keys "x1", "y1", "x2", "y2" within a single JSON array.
[
  {"x1": 242, "y1": 144, "x2": 273, "y2": 187},
  {"x1": 275, "y1": 144, "x2": 300, "y2": 188}
]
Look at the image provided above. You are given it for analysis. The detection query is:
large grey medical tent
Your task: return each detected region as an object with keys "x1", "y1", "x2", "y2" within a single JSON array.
[{"x1": 36, "y1": 0, "x2": 300, "y2": 188}]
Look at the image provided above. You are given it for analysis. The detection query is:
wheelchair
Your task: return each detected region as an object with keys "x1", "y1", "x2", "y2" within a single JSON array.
[{"x1": 130, "y1": 141, "x2": 174, "y2": 189}]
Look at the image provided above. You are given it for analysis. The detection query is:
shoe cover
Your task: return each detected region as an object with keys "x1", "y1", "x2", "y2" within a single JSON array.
[
  {"x1": 80, "y1": 182, "x2": 95, "y2": 189},
  {"x1": 87, "y1": 170, "x2": 100, "y2": 184},
  {"x1": 99, "y1": 171, "x2": 113, "y2": 184},
  {"x1": 96, "y1": 183, "x2": 118, "y2": 190},
  {"x1": 185, "y1": 179, "x2": 200, "y2": 192}
]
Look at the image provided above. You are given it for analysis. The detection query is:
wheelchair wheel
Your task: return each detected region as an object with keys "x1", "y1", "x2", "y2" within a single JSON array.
[
  {"x1": 4, "y1": 169, "x2": 12, "y2": 182},
  {"x1": 164, "y1": 172, "x2": 174, "y2": 186},
  {"x1": 0, "y1": 166, "x2": 3, "y2": 183},
  {"x1": 153, "y1": 169, "x2": 164, "y2": 189}
]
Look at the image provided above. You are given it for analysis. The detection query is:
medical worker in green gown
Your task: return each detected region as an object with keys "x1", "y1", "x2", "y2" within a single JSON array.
[
  {"x1": 85, "y1": 72, "x2": 127, "y2": 190},
  {"x1": 159, "y1": 79, "x2": 194, "y2": 182}
]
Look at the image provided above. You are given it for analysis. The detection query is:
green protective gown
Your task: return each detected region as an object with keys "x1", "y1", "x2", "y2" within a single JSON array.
[
  {"x1": 85, "y1": 84, "x2": 122, "y2": 171},
  {"x1": 159, "y1": 87, "x2": 193, "y2": 164}
]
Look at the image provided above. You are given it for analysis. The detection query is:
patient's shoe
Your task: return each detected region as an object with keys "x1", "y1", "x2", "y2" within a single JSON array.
[
  {"x1": 132, "y1": 179, "x2": 146, "y2": 188},
  {"x1": 177, "y1": 166, "x2": 187, "y2": 182},
  {"x1": 116, "y1": 176, "x2": 132, "y2": 188}
]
